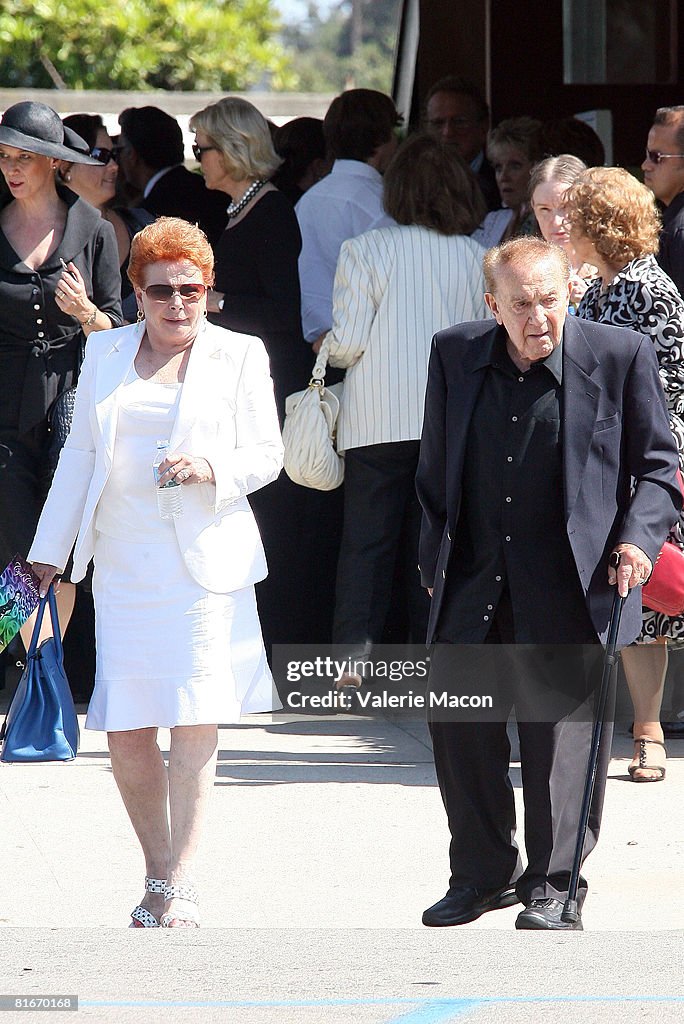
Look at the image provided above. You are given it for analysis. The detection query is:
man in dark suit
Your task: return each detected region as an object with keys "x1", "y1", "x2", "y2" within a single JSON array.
[
  {"x1": 424, "y1": 77, "x2": 499, "y2": 212},
  {"x1": 116, "y1": 106, "x2": 227, "y2": 245},
  {"x1": 642, "y1": 105, "x2": 684, "y2": 299},
  {"x1": 416, "y1": 237, "x2": 681, "y2": 931}
]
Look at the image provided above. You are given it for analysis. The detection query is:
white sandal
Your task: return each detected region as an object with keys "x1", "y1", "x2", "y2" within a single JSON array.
[
  {"x1": 129, "y1": 876, "x2": 166, "y2": 929},
  {"x1": 160, "y1": 882, "x2": 200, "y2": 928}
]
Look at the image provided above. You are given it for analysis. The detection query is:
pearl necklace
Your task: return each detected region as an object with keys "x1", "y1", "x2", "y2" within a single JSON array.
[{"x1": 226, "y1": 179, "x2": 267, "y2": 218}]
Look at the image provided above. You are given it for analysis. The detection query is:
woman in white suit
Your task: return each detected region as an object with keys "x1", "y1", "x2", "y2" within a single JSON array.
[{"x1": 28, "y1": 218, "x2": 283, "y2": 928}]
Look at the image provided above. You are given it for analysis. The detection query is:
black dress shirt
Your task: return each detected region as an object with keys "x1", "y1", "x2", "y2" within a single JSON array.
[{"x1": 436, "y1": 335, "x2": 595, "y2": 643}]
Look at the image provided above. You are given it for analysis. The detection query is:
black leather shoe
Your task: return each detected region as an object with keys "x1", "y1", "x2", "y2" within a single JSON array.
[
  {"x1": 515, "y1": 898, "x2": 583, "y2": 931},
  {"x1": 422, "y1": 885, "x2": 519, "y2": 927}
]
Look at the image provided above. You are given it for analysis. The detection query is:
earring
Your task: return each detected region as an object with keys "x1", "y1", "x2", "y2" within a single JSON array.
[
  {"x1": 64, "y1": 171, "x2": 71, "y2": 183},
  {"x1": 136, "y1": 308, "x2": 144, "y2": 323}
]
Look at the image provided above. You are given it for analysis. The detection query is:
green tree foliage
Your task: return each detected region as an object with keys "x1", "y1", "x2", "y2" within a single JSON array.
[
  {"x1": 0, "y1": 0, "x2": 295, "y2": 91},
  {"x1": 282, "y1": 0, "x2": 401, "y2": 94}
]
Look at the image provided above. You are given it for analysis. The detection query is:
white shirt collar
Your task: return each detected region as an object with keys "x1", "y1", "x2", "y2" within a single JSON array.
[{"x1": 143, "y1": 165, "x2": 177, "y2": 198}]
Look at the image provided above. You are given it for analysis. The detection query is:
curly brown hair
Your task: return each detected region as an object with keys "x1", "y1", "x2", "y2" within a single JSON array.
[
  {"x1": 128, "y1": 217, "x2": 215, "y2": 289},
  {"x1": 563, "y1": 167, "x2": 661, "y2": 265}
]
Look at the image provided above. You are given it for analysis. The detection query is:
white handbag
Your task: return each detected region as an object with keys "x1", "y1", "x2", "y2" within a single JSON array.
[{"x1": 282, "y1": 340, "x2": 345, "y2": 490}]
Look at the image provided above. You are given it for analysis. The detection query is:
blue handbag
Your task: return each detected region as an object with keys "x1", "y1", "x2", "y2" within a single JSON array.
[{"x1": 0, "y1": 585, "x2": 79, "y2": 762}]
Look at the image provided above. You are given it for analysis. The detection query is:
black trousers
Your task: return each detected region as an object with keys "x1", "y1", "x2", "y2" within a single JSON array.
[
  {"x1": 428, "y1": 591, "x2": 614, "y2": 908},
  {"x1": 332, "y1": 441, "x2": 430, "y2": 651}
]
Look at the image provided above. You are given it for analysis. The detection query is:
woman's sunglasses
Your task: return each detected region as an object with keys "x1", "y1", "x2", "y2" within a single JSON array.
[
  {"x1": 90, "y1": 147, "x2": 118, "y2": 165},
  {"x1": 192, "y1": 144, "x2": 218, "y2": 162},
  {"x1": 143, "y1": 284, "x2": 207, "y2": 302}
]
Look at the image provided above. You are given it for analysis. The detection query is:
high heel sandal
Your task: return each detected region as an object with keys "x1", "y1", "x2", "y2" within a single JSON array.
[
  {"x1": 628, "y1": 737, "x2": 667, "y2": 782},
  {"x1": 129, "y1": 876, "x2": 166, "y2": 928},
  {"x1": 160, "y1": 882, "x2": 200, "y2": 928}
]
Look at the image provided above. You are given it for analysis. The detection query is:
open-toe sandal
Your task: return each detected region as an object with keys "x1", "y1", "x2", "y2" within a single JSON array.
[
  {"x1": 129, "y1": 876, "x2": 166, "y2": 928},
  {"x1": 628, "y1": 737, "x2": 666, "y2": 782},
  {"x1": 160, "y1": 882, "x2": 200, "y2": 928}
]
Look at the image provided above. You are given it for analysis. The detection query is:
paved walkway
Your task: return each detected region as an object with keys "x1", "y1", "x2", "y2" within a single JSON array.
[{"x1": 0, "y1": 709, "x2": 682, "y2": 1022}]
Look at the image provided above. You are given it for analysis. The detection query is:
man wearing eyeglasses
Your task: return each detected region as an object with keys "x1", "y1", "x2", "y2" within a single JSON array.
[
  {"x1": 642, "y1": 106, "x2": 684, "y2": 298},
  {"x1": 424, "y1": 77, "x2": 499, "y2": 212}
]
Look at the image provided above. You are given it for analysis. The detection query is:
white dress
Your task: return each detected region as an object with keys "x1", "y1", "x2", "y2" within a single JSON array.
[{"x1": 85, "y1": 368, "x2": 277, "y2": 731}]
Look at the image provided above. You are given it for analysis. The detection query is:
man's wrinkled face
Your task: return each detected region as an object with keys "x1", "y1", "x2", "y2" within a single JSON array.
[{"x1": 485, "y1": 257, "x2": 571, "y2": 369}]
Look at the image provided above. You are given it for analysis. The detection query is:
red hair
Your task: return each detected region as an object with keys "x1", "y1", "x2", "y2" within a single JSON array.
[{"x1": 128, "y1": 217, "x2": 215, "y2": 288}]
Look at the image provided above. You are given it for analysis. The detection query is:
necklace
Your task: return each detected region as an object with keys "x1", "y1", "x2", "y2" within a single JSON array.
[{"x1": 226, "y1": 179, "x2": 267, "y2": 218}]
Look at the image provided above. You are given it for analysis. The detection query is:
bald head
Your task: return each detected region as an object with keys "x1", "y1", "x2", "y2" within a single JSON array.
[{"x1": 483, "y1": 237, "x2": 570, "y2": 295}]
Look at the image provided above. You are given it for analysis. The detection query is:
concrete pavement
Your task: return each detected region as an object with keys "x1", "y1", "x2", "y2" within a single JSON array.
[{"x1": 0, "y1": 707, "x2": 682, "y2": 1022}]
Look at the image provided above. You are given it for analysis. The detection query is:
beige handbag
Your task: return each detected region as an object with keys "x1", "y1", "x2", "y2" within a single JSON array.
[{"x1": 282, "y1": 340, "x2": 344, "y2": 490}]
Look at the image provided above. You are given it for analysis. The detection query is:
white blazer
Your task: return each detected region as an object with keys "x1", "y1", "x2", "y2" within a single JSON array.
[
  {"x1": 29, "y1": 320, "x2": 284, "y2": 594},
  {"x1": 326, "y1": 225, "x2": 488, "y2": 451}
]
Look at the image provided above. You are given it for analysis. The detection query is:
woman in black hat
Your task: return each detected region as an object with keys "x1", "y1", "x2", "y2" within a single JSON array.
[{"x1": 0, "y1": 101, "x2": 122, "y2": 641}]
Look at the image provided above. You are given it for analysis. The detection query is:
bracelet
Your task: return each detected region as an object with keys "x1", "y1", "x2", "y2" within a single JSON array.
[{"x1": 79, "y1": 307, "x2": 98, "y2": 327}]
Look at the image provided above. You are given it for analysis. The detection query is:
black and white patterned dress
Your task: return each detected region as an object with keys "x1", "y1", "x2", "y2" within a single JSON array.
[{"x1": 578, "y1": 254, "x2": 684, "y2": 641}]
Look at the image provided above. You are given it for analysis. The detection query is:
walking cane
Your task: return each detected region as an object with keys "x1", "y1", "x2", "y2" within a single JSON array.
[{"x1": 561, "y1": 552, "x2": 625, "y2": 924}]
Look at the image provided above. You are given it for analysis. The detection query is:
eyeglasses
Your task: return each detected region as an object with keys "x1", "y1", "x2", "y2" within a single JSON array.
[
  {"x1": 644, "y1": 148, "x2": 684, "y2": 165},
  {"x1": 192, "y1": 144, "x2": 218, "y2": 162},
  {"x1": 90, "y1": 147, "x2": 118, "y2": 165},
  {"x1": 427, "y1": 117, "x2": 478, "y2": 132},
  {"x1": 143, "y1": 284, "x2": 207, "y2": 302}
]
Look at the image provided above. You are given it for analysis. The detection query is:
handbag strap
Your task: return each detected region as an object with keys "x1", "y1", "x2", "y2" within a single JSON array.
[
  {"x1": 310, "y1": 337, "x2": 331, "y2": 386},
  {"x1": 27, "y1": 585, "x2": 63, "y2": 661}
]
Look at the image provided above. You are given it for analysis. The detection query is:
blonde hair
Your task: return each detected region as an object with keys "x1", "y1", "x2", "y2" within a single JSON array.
[
  {"x1": 528, "y1": 154, "x2": 587, "y2": 202},
  {"x1": 563, "y1": 167, "x2": 661, "y2": 265},
  {"x1": 487, "y1": 116, "x2": 544, "y2": 163},
  {"x1": 189, "y1": 97, "x2": 282, "y2": 182}
]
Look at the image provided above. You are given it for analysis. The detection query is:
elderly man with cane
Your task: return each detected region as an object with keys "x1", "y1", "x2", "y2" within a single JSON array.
[{"x1": 417, "y1": 237, "x2": 681, "y2": 930}]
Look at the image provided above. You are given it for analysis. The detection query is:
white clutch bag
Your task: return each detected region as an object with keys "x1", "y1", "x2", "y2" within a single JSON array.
[{"x1": 282, "y1": 341, "x2": 345, "y2": 491}]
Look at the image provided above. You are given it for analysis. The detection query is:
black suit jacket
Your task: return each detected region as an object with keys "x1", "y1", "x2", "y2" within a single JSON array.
[
  {"x1": 416, "y1": 315, "x2": 682, "y2": 646},
  {"x1": 657, "y1": 191, "x2": 684, "y2": 300},
  {"x1": 143, "y1": 165, "x2": 228, "y2": 245}
]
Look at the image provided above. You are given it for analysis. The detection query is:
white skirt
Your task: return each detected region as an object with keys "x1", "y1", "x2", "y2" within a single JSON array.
[{"x1": 86, "y1": 533, "x2": 279, "y2": 732}]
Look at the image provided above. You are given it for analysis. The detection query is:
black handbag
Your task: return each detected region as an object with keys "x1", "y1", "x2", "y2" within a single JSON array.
[
  {"x1": 46, "y1": 385, "x2": 77, "y2": 476},
  {"x1": 46, "y1": 332, "x2": 85, "y2": 477},
  {"x1": 0, "y1": 585, "x2": 79, "y2": 762}
]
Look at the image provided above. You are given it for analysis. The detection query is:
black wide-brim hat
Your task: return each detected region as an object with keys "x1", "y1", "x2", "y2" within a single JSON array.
[{"x1": 0, "y1": 101, "x2": 100, "y2": 163}]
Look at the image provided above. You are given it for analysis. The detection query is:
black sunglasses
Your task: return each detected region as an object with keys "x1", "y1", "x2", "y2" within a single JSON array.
[
  {"x1": 644, "y1": 148, "x2": 684, "y2": 165},
  {"x1": 90, "y1": 146, "x2": 118, "y2": 165},
  {"x1": 192, "y1": 144, "x2": 218, "y2": 162},
  {"x1": 143, "y1": 284, "x2": 207, "y2": 302}
]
